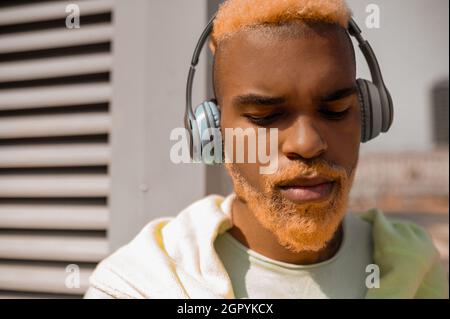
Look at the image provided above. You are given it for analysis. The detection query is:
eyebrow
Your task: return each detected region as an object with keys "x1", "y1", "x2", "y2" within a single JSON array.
[
  {"x1": 321, "y1": 85, "x2": 358, "y2": 102},
  {"x1": 232, "y1": 93, "x2": 287, "y2": 108},
  {"x1": 232, "y1": 85, "x2": 358, "y2": 108}
]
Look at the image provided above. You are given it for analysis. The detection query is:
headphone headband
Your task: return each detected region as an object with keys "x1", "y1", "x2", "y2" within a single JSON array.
[{"x1": 185, "y1": 14, "x2": 216, "y2": 129}]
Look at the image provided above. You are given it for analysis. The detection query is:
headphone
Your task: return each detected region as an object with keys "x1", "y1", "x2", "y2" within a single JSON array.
[{"x1": 185, "y1": 14, "x2": 394, "y2": 164}]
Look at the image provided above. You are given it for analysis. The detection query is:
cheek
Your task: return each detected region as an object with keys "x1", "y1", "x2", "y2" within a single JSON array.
[
  {"x1": 221, "y1": 110, "x2": 271, "y2": 193},
  {"x1": 323, "y1": 110, "x2": 361, "y2": 176},
  {"x1": 232, "y1": 163, "x2": 266, "y2": 193}
]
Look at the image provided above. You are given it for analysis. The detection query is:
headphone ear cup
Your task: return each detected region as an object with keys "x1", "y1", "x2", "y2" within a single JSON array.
[
  {"x1": 207, "y1": 100, "x2": 221, "y2": 129},
  {"x1": 188, "y1": 116, "x2": 201, "y2": 162},
  {"x1": 357, "y1": 79, "x2": 383, "y2": 143},
  {"x1": 193, "y1": 100, "x2": 221, "y2": 164}
]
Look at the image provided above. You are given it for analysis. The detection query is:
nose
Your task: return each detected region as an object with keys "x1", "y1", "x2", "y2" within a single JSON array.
[{"x1": 281, "y1": 116, "x2": 328, "y2": 160}]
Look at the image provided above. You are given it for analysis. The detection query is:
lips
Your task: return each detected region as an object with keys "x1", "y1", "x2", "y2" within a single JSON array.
[{"x1": 277, "y1": 176, "x2": 336, "y2": 203}]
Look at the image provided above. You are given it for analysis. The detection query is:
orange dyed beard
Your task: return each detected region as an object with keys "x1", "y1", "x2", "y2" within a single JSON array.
[{"x1": 225, "y1": 159, "x2": 354, "y2": 253}]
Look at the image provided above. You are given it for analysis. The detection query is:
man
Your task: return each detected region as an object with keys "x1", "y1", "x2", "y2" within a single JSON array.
[{"x1": 85, "y1": 0, "x2": 448, "y2": 299}]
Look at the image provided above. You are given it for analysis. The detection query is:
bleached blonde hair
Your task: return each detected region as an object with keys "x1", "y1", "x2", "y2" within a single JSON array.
[{"x1": 209, "y1": 0, "x2": 352, "y2": 55}]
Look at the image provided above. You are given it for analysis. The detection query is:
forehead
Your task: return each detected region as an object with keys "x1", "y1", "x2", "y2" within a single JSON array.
[{"x1": 214, "y1": 23, "x2": 356, "y2": 100}]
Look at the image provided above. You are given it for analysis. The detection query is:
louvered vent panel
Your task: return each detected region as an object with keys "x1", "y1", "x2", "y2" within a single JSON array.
[{"x1": 0, "y1": 0, "x2": 113, "y2": 298}]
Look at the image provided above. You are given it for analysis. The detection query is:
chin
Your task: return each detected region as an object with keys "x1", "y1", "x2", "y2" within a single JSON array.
[
  {"x1": 225, "y1": 161, "x2": 352, "y2": 253},
  {"x1": 251, "y1": 191, "x2": 349, "y2": 253}
]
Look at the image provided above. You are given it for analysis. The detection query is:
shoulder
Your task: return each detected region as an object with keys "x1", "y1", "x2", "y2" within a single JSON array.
[
  {"x1": 85, "y1": 194, "x2": 232, "y2": 299},
  {"x1": 358, "y1": 208, "x2": 448, "y2": 298},
  {"x1": 85, "y1": 216, "x2": 174, "y2": 299},
  {"x1": 359, "y1": 208, "x2": 437, "y2": 256}
]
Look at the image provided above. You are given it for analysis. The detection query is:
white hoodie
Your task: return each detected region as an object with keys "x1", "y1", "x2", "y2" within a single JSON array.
[{"x1": 85, "y1": 194, "x2": 448, "y2": 299}]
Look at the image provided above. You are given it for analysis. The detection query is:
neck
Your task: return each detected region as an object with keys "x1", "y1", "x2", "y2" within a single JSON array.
[{"x1": 227, "y1": 196, "x2": 344, "y2": 265}]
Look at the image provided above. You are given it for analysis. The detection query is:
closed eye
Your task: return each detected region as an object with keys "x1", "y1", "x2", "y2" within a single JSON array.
[
  {"x1": 244, "y1": 112, "x2": 283, "y2": 126},
  {"x1": 319, "y1": 108, "x2": 350, "y2": 120}
]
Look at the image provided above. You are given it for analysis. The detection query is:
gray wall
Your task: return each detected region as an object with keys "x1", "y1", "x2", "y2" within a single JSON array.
[
  {"x1": 347, "y1": 0, "x2": 449, "y2": 153},
  {"x1": 109, "y1": 0, "x2": 209, "y2": 249}
]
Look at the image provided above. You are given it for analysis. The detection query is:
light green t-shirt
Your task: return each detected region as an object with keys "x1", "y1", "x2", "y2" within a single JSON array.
[{"x1": 214, "y1": 213, "x2": 374, "y2": 299}]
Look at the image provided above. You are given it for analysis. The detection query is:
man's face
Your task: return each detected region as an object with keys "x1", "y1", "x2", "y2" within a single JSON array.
[{"x1": 215, "y1": 22, "x2": 361, "y2": 252}]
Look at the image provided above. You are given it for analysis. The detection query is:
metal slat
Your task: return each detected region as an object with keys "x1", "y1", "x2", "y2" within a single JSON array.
[
  {"x1": 0, "y1": 204, "x2": 108, "y2": 230},
  {"x1": 0, "y1": 112, "x2": 110, "y2": 139},
  {"x1": 0, "y1": 144, "x2": 110, "y2": 168},
  {"x1": 0, "y1": 263, "x2": 93, "y2": 295},
  {"x1": 0, "y1": 83, "x2": 111, "y2": 110},
  {"x1": 0, "y1": 53, "x2": 112, "y2": 83},
  {"x1": 0, "y1": 23, "x2": 113, "y2": 54},
  {"x1": 0, "y1": 174, "x2": 109, "y2": 197},
  {"x1": 0, "y1": 0, "x2": 113, "y2": 27},
  {"x1": 0, "y1": 1, "x2": 113, "y2": 300},
  {"x1": 0, "y1": 234, "x2": 109, "y2": 262}
]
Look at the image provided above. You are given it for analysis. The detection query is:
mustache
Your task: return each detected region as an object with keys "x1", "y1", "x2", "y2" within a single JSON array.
[{"x1": 266, "y1": 158, "x2": 349, "y2": 187}]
